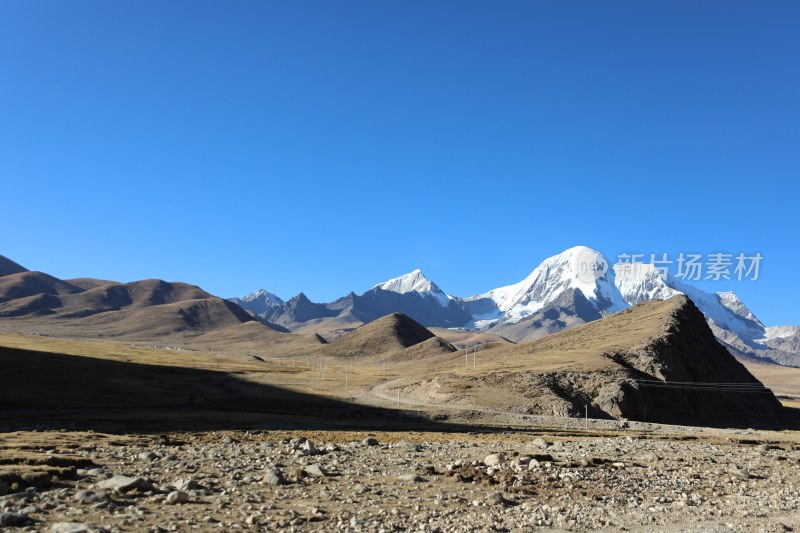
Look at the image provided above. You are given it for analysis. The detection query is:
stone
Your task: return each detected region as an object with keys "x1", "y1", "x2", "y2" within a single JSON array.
[
  {"x1": 729, "y1": 467, "x2": 752, "y2": 480},
  {"x1": 362, "y1": 437, "x2": 379, "y2": 446},
  {"x1": 0, "y1": 512, "x2": 29, "y2": 527},
  {"x1": 531, "y1": 438, "x2": 551, "y2": 449},
  {"x1": 638, "y1": 452, "x2": 659, "y2": 462},
  {"x1": 289, "y1": 437, "x2": 306, "y2": 450},
  {"x1": 484, "y1": 453, "x2": 505, "y2": 466},
  {"x1": 301, "y1": 440, "x2": 317, "y2": 454},
  {"x1": 138, "y1": 451, "x2": 158, "y2": 461},
  {"x1": 395, "y1": 440, "x2": 421, "y2": 452},
  {"x1": 50, "y1": 523, "x2": 90, "y2": 533},
  {"x1": 74, "y1": 490, "x2": 109, "y2": 505},
  {"x1": 397, "y1": 473, "x2": 424, "y2": 482},
  {"x1": 96, "y1": 474, "x2": 151, "y2": 493},
  {"x1": 486, "y1": 492, "x2": 510, "y2": 506},
  {"x1": 173, "y1": 478, "x2": 199, "y2": 491},
  {"x1": 166, "y1": 491, "x2": 189, "y2": 505},
  {"x1": 303, "y1": 464, "x2": 326, "y2": 478},
  {"x1": 263, "y1": 467, "x2": 286, "y2": 486},
  {"x1": 85, "y1": 468, "x2": 104, "y2": 477}
]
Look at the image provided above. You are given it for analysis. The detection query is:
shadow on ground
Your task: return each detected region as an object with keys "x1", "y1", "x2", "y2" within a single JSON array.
[
  {"x1": 0, "y1": 346, "x2": 478, "y2": 434},
  {"x1": 3, "y1": 346, "x2": 800, "y2": 434}
]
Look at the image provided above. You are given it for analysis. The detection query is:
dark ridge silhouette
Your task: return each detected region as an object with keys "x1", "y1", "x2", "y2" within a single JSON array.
[{"x1": 0, "y1": 255, "x2": 28, "y2": 277}]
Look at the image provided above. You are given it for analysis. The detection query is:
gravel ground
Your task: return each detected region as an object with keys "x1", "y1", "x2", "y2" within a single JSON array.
[{"x1": 1, "y1": 429, "x2": 799, "y2": 532}]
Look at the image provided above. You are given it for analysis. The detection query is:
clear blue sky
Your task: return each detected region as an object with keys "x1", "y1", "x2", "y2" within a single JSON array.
[{"x1": 1, "y1": 2, "x2": 798, "y2": 326}]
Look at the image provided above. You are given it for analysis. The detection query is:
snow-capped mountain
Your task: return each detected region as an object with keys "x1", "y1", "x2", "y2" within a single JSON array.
[
  {"x1": 237, "y1": 270, "x2": 470, "y2": 334},
  {"x1": 613, "y1": 263, "x2": 766, "y2": 343},
  {"x1": 468, "y1": 246, "x2": 628, "y2": 328},
  {"x1": 611, "y1": 261, "x2": 800, "y2": 365},
  {"x1": 613, "y1": 263, "x2": 682, "y2": 305},
  {"x1": 233, "y1": 245, "x2": 800, "y2": 366},
  {"x1": 763, "y1": 325, "x2": 800, "y2": 340},
  {"x1": 230, "y1": 289, "x2": 284, "y2": 316},
  {"x1": 373, "y1": 269, "x2": 451, "y2": 308}
]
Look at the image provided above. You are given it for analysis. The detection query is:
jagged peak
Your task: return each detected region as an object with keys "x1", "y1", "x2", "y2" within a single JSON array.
[
  {"x1": 479, "y1": 245, "x2": 626, "y2": 321},
  {"x1": 373, "y1": 269, "x2": 451, "y2": 307},
  {"x1": 241, "y1": 288, "x2": 283, "y2": 305},
  {"x1": 374, "y1": 269, "x2": 436, "y2": 293}
]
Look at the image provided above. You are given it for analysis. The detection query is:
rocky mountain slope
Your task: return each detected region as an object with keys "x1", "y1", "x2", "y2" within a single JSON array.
[
  {"x1": 399, "y1": 296, "x2": 783, "y2": 428},
  {"x1": 249, "y1": 271, "x2": 472, "y2": 338},
  {"x1": 614, "y1": 262, "x2": 799, "y2": 366}
]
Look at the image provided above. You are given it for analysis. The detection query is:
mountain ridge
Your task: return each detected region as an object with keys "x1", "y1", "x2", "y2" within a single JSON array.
[{"x1": 234, "y1": 246, "x2": 800, "y2": 367}]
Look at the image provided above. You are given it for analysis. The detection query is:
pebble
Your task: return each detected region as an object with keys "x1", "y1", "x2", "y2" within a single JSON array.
[
  {"x1": 263, "y1": 467, "x2": 286, "y2": 486},
  {"x1": 166, "y1": 490, "x2": 189, "y2": 505},
  {"x1": 138, "y1": 451, "x2": 158, "y2": 461},
  {"x1": 395, "y1": 440, "x2": 421, "y2": 452},
  {"x1": 74, "y1": 490, "x2": 108, "y2": 505},
  {"x1": 531, "y1": 437, "x2": 551, "y2": 449},
  {"x1": 95, "y1": 475, "x2": 150, "y2": 493},
  {"x1": 486, "y1": 492, "x2": 510, "y2": 506},
  {"x1": 0, "y1": 512, "x2": 29, "y2": 527},
  {"x1": 730, "y1": 467, "x2": 752, "y2": 480},
  {"x1": 484, "y1": 453, "x2": 505, "y2": 466},
  {"x1": 173, "y1": 478, "x2": 199, "y2": 491},
  {"x1": 304, "y1": 464, "x2": 326, "y2": 478},
  {"x1": 50, "y1": 523, "x2": 90, "y2": 533}
]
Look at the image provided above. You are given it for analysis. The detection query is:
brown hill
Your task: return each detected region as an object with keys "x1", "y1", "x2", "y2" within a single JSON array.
[
  {"x1": 0, "y1": 271, "x2": 84, "y2": 304},
  {"x1": 71, "y1": 298, "x2": 255, "y2": 339},
  {"x1": 323, "y1": 313, "x2": 438, "y2": 358},
  {"x1": 0, "y1": 255, "x2": 28, "y2": 277},
  {"x1": 401, "y1": 296, "x2": 784, "y2": 428},
  {"x1": 0, "y1": 257, "x2": 307, "y2": 346},
  {"x1": 65, "y1": 278, "x2": 119, "y2": 290},
  {"x1": 0, "y1": 278, "x2": 216, "y2": 319},
  {"x1": 386, "y1": 336, "x2": 457, "y2": 362}
]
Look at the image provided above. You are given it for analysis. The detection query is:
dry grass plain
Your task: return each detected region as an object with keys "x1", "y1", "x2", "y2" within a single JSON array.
[{"x1": 2, "y1": 314, "x2": 800, "y2": 532}]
